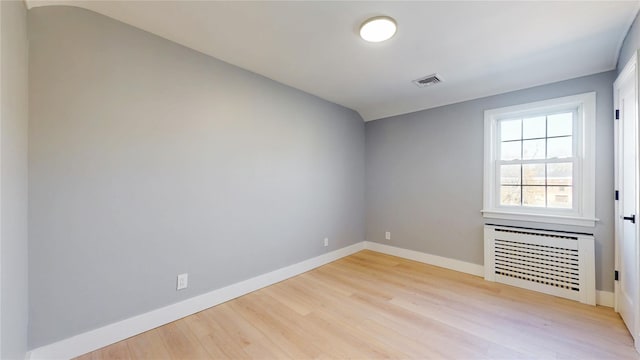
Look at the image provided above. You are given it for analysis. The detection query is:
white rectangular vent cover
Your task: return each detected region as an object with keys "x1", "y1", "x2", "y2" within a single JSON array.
[
  {"x1": 412, "y1": 73, "x2": 442, "y2": 87},
  {"x1": 484, "y1": 225, "x2": 595, "y2": 305}
]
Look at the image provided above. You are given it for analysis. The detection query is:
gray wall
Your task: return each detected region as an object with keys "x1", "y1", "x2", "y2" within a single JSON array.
[
  {"x1": 1, "y1": 0, "x2": 30, "y2": 359},
  {"x1": 28, "y1": 6, "x2": 364, "y2": 348},
  {"x1": 366, "y1": 71, "x2": 616, "y2": 292},
  {"x1": 618, "y1": 10, "x2": 640, "y2": 72}
]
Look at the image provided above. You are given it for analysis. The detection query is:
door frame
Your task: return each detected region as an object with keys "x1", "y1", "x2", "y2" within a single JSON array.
[{"x1": 614, "y1": 50, "x2": 640, "y2": 352}]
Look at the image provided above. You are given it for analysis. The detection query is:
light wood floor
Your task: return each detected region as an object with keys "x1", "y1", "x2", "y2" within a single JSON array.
[{"x1": 76, "y1": 250, "x2": 639, "y2": 359}]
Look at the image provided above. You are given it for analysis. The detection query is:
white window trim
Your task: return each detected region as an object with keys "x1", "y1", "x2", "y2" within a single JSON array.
[{"x1": 482, "y1": 92, "x2": 598, "y2": 228}]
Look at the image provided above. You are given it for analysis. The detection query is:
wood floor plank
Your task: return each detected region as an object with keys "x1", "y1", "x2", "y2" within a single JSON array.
[
  {"x1": 125, "y1": 329, "x2": 171, "y2": 359},
  {"x1": 98, "y1": 340, "x2": 132, "y2": 360},
  {"x1": 156, "y1": 321, "x2": 211, "y2": 359},
  {"x1": 75, "y1": 250, "x2": 640, "y2": 360},
  {"x1": 227, "y1": 295, "x2": 318, "y2": 359},
  {"x1": 208, "y1": 303, "x2": 279, "y2": 354}
]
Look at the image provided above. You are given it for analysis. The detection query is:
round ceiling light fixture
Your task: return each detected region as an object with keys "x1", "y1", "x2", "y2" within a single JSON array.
[{"x1": 359, "y1": 16, "x2": 397, "y2": 43}]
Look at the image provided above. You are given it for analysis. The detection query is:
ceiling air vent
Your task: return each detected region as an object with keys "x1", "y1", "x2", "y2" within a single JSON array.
[{"x1": 412, "y1": 74, "x2": 442, "y2": 88}]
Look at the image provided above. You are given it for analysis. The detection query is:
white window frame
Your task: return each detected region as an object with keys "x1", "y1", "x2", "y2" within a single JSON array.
[{"x1": 482, "y1": 92, "x2": 597, "y2": 227}]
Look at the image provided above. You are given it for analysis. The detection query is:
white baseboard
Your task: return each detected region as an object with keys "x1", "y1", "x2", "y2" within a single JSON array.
[
  {"x1": 364, "y1": 241, "x2": 485, "y2": 277},
  {"x1": 27, "y1": 241, "x2": 615, "y2": 359},
  {"x1": 596, "y1": 290, "x2": 614, "y2": 307},
  {"x1": 27, "y1": 242, "x2": 365, "y2": 360}
]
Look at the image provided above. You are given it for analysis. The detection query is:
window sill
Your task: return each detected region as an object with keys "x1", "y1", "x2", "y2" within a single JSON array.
[{"x1": 481, "y1": 209, "x2": 598, "y2": 227}]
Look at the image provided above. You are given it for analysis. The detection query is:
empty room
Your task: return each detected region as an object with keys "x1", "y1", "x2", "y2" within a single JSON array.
[{"x1": 3, "y1": 0, "x2": 640, "y2": 359}]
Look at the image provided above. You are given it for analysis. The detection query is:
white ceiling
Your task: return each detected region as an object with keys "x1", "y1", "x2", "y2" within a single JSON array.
[{"x1": 26, "y1": 1, "x2": 640, "y2": 121}]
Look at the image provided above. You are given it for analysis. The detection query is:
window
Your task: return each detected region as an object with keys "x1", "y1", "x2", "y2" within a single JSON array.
[{"x1": 483, "y1": 92, "x2": 597, "y2": 227}]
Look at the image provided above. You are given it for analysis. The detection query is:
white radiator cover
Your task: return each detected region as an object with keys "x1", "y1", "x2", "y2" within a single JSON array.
[{"x1": 484, "y1": 225, "x2": 596, "y2": 305}]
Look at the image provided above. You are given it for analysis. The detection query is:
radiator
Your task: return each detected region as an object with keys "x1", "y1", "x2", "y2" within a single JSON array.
[{"x1": 484, "y1": 225, "x2": 596, "y2": 305}]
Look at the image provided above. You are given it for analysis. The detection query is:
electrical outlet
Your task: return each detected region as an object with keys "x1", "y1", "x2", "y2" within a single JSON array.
[
  {"x1": 177, "y1": 273, "x2": 188, "y2": 290},
  {"x1": 385, "y1": 231, "x2": 391, "y2": 240},
  {"x1": 324, "y1": 238, "x2": 329, "y2": 247}
]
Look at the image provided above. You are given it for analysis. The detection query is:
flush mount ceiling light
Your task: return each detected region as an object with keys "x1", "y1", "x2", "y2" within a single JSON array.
[{"x1": 359, "y1": 16, "x2": 397, "y2": 42}]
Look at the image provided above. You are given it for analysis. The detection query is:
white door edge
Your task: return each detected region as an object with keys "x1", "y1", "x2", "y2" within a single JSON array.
[{"x1": 614, "y1": 49, "x2": 640, "y2": 349}]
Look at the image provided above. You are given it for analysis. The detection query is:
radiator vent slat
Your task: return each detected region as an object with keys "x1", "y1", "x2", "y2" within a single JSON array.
[
  {"x1": 495, "y1": 266, "x2": 579, "y2": 285},
  {"x1": 495, "y1": 228, "x2": 578, "y2": 240},
  {"x1": 496, "y1": 239, "x2": 578, "y2": 255},
  {"x1": 494, "y1": 268, "x2": 579, "y2": 291},
  {"x1": 496, "y1": 240, "x2": 578, "y2": 262},
  {"x1": 495, "y1": 248, "x2": 579, "y2": 269},
  {"x1": 494, "y1": 262, "x2": 579, "y2": 284},
  {"x1": 494, "y1": 256, "x2": 579, "y2": 279},
  {"x1": 484, "y1": 225, "x2": 595, "y2": 305}
]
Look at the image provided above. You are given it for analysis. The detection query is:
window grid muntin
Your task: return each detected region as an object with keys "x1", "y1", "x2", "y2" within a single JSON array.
[
  {"x1": 498, "y1": 161, "x2": 574, "y2": 209},
  {"x1": 496, "y1": 110, "x2": 577, "y2": 210}
]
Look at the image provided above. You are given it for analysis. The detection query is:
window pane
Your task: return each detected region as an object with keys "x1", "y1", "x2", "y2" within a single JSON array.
[
  {"x1": 522, "y1": 116, "x2": 546, "y2": 139},
  {"x1": 500, "y1": 186, "x2": 521, "y2": 206},
  {"x1": 523, "y1": 164, "x2": 545, "y2": 185},
  {"x1": 501, "y1": 141, "x2": 521, "y2": 161},
  {"x1": 548, "y1": 186, "x2": 572, "y2": 208},
  {"x1": 500, "y1": 119, "x2": 521, "y2": 141},
  {"x1": 522, "y1": 139, "x2": 545, "y2": 160},
  {"x1": 547, "y1": 136, "x2": 572, "y2": 159},
  {"x1": 547, "y1": 163, "x2": 572, "y2": 185},
  {"x1": 523, "y1": 186, "x2": 545, "y2": 207},
  {"x1": 500, "y1": 164, "x2": 521, "y2": 185},
  {"x1": 548, "y1": 112, "x2": 573, "y2": 137}
]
